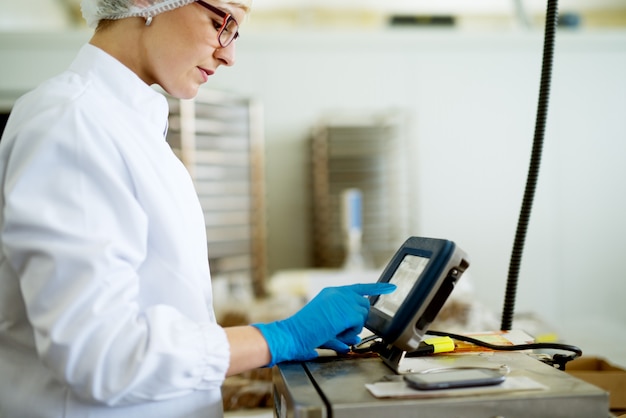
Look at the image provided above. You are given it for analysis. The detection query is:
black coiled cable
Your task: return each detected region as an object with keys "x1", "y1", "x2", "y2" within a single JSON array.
[
  {"x1": 427, "y1": 330, "x2": 581, "y2": 370},
  {"x1": 501, "y1": 0, "x2": 560, "y2": 331}
]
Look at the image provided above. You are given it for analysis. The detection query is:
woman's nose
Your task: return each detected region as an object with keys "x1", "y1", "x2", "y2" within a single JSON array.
[{"x1": 214, "y1": 43, "x2": 236, "y2": 67}]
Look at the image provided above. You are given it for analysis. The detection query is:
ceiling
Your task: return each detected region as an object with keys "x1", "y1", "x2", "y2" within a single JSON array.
[{"x1": 1, "y1": 0, "x2": 625, "y2": 32}]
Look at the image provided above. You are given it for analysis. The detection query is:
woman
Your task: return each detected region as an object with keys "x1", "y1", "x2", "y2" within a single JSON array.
[{"x1": 0, "y1": 1, "x2": 394, "y2": 417}]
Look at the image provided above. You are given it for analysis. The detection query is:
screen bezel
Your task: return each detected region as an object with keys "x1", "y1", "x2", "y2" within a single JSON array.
[{"x1": 366, "y1": 238, "x2": 454, "y2": 344}]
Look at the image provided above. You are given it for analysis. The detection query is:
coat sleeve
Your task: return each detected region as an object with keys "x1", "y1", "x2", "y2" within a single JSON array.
[{"x1": 1, "y1": 104, "x2": 229, "y2": 405}]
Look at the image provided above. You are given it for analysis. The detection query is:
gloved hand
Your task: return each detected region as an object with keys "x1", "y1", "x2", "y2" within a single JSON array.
[{"x1": 253, "y1": 283, "x2": 396, "y2": 366}]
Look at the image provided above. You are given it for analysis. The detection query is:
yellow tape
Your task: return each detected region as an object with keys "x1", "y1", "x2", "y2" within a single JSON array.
[{"x1": 423, "y1": 336, "x2": 455, "y2": 353}]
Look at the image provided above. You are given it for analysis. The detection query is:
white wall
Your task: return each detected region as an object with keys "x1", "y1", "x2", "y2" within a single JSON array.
[
  {"x1": 0, "y1": 1, "x2": 72, "y2": 31},
  {"x1": 210, "y1": 28, "x2": 625, "y2": 309},
  {"x1": 1, "y1": 28, "x2": 625, "y2": 363}
]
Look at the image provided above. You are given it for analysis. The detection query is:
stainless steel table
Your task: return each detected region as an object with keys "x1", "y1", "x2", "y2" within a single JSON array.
[{"x1": 272, "y1": 352, "x2": 609, "y2": 418}]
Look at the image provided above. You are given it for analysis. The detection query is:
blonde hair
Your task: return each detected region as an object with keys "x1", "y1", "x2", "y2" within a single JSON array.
[{"x1": 223, "y1": 0, "x2": 252, "y2": 13}]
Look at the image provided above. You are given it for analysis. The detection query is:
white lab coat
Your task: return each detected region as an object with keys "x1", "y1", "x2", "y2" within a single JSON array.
[{"x1": 0, "y1": 44, "x2": 230, "y2": 417}]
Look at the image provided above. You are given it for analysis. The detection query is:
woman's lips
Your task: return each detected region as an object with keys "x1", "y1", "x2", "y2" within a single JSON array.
[{"x1": 199, "y1": 67, "x2": 214, "y2": 82}]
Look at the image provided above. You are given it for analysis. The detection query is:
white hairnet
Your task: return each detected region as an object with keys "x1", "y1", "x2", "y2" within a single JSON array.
[{"x1": 81, "y1": 0, "x2": 252, "y2": 29}]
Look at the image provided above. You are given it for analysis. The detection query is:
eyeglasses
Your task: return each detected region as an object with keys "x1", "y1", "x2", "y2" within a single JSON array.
[{"x1": 195, "y1": 0, "x2": 240, "y2": 48}]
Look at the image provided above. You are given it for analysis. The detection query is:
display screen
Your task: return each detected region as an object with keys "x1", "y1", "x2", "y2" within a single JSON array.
[{"x1": 373, "y1": 254, "x2": 429, "y2": 317}]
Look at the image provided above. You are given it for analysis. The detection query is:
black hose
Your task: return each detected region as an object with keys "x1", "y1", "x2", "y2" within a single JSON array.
[{"x1": 500, "y1": 0, "x2": 559, "y2": 331}]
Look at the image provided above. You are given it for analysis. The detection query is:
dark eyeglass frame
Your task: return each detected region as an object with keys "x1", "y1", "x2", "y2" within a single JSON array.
[{"x1": 195, "y1": 0, "x2": 240, "y2": 47}]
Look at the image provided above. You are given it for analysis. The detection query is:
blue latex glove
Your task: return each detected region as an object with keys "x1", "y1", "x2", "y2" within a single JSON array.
[{"x1": 253, "y1": 283, "x2": 396, "y2": 366}]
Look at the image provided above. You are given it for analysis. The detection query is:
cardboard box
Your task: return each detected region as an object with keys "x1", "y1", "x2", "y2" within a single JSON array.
[{"x1": 566, "y1": 357, "x2": 626, "y2": 411}]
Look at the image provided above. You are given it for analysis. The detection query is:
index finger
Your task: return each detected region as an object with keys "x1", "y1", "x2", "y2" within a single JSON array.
[{"x1": 345, "y1": 282, "x2": 396, "y2": 296}]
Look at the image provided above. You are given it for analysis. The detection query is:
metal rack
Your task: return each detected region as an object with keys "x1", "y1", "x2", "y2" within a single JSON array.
[
  {"x1": 310, "y1": 110, "x2": 410, "y2": 269},
  {"x1": 166, "y1": 89, "x2": 267, "y2": 297}
]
